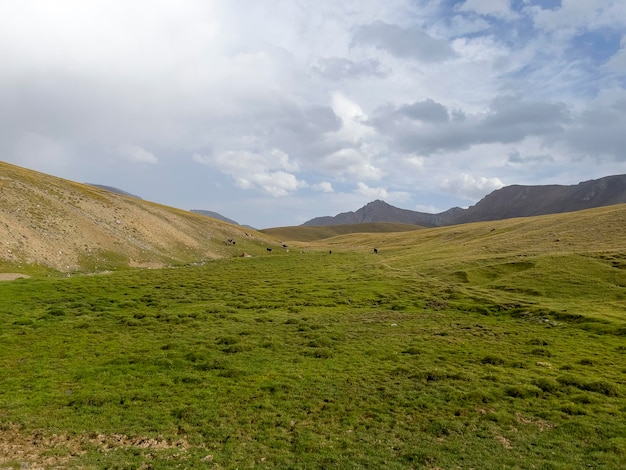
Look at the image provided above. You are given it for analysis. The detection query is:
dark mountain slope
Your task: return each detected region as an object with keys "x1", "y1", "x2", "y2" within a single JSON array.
[
  {"x1": 304, "y1": 200, "x2": 463, "y2": 228},
  {"x1": 303, "y1": 175, "x2": 626, "y2": 227},
  {"x1": 456, "y1": 175, "x2": 626, "y2": 223}
]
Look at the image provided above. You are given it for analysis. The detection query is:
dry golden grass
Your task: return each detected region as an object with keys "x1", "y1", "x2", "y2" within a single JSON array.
[
  {"x1": 0, "y1": 161, "x2": 280, "y2": 272},
  {"x1": 260, "y1": 222, "x2": 423, "y2": 242}
]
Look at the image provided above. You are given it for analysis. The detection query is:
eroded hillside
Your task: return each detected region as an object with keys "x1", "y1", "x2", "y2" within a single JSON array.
[{"x1": 0, "y1": 162, "x2": 278, "y2": 272}]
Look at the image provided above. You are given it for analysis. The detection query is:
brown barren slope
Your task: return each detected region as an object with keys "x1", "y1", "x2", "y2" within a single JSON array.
[{"x1": 0, "y1": 162, "x2": 279, "y2": 272}]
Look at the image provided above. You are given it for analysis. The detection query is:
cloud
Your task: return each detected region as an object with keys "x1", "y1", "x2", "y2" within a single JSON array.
[
  {"x1": 507, "y1": 150, "x2": 555, "y2": 165},
  {"x1": 311, "y1": 57, "x2": 387, "y2": 80},
  {"x1": 369, "y1": 95, "x2": 571, "y2": 155},
  {"x1": 193, "y1": 148, "x2": 305, "y2": 197},
  {"x1": 526, "y1": 0, "x2": 626, "y2": 35},
  {"x1": 352, "y1": 21, "x2": 456, "y2": 62},
  {"x1": 8, "y1": 132, "x2": 73, "y2": 176},
  {"x1": 457, "y1": 0, "x2": 517, "y2": 20},
  {"x1": 562, "y1": 90, "x2": 626, "y2": 161},
  {"x1": 355, "y1": 182, "x2": 411, "y2": 203},
  {"x1": 321, "y1": 148, "x2": 383, "y2": 180},
  {"x1": 313, "y1": 181, "x2": 334, "y2": 192},
  {"x1": 399, "y1": 99, "x2": 449, "y2": 123},
  {"x1": 441, "y1": 173, "x2": 505, "y2": 200},
  {"x1": 607, "y1": 36, "x2": 626, "y2": 73},
  {"x1": 236, "y1": 171, "x2": 304, "y2": 197},
  {"x1": 119, "y1": 144, "x2": 158, "y2": 164}
]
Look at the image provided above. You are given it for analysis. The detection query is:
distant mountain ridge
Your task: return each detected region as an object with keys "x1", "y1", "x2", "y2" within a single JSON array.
[
  {"x1": 303, "y1": 175, "x2": 626, "y2": 227},
  {"x1": 191, "y1": 210, "x2": 240, "y2": 226},
  {"x1": 86, "y1": 184, "x2": 142, "y2": 199}
]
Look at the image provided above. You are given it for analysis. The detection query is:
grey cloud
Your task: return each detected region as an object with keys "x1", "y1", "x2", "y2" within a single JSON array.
[
  {"x1": 399, "y1": 99, "x2": 449, "y2": 123},
  {"x1": 507, "y1": 150, "x2": 554, "y2": 164},
  {"x1": 352, "y1": 21, "x2": 455, "y2": 63},
  {"x1": 311, "y1": 57, "x2": 387, "y2": 80},
  {"x1": 564, "y1": 99, "x2": 626, "y2": 161},
  {"x1": 480, "y1": 96, "x2": 571, "y2": 143},
  {"x1": 369, "y1": 96, "x2": 571, "y2": 155},
  {"x1": 262, "y1": 104, "x2": 345, "y2": 161}
]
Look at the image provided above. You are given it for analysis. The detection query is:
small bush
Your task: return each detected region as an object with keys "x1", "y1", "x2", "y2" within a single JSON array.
[
  {"x1": 505, "y1": 385, "x2": 541, "y2": 398},
  {"x1": 402, "y1": 347, "x2": 421, "y2": 355},
  {"x1": 222, "y1": 344, "x2": 248, "y2": 354},
  {"x1": 47, "y1": 307, "x2": 65, "y2": 316},
  {"x1": 557, "y1": 374, "x2": 585, "y2": 388},
  {"x1": 530, "y1": 348, "x2": 551, "y2": 357},
  {"x1": 216, "y1": 336, "x2": 238, "y2": 345},
  {"x1": 481, "y1": 355, "x2": 505, "y2": 365},
  {"x1": 560, "y1": 404, "x2": 586, "y2": 416},
  {"x1": 581, "y1": 380, "x2": 619, "y2": 397},
  {"x1": 533, "y1": 377, "x2": 559, "y2": 393}
]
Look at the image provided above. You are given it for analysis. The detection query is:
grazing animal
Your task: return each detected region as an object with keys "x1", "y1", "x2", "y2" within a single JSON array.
[
  {"x1": 329, "y1": 250, "x2": 332, "y2": 255},
  {"x1": 373, "y1": 248, "x2": 378, "y2": 254},
  {"x1": 282, "y1": 244, "x2": 288, "y2": 248},
  {"x1": 267, "y1": 248, "x2": 272, "y2": 252}
]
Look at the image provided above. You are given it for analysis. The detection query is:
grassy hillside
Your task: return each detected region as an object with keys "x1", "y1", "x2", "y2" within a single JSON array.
[
  {"x1": 260, "y1": 222, "x2": 423, "y2": 242},
  {"x1": 0, "y1": 204, "x2": 625, "y2": 468},
  {"x1": 0, "y1": 162, "x2": 280, "y2": 273}
]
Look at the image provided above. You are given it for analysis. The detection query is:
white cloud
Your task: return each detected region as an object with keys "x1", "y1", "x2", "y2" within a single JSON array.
[
  {"x1": 322, "y1": 148, "x2": 383, "y2": 180},
  {"x1": 313, "y1": 181, "x2": 334, "y2": 192},
  {"x1": 355, "y1": 182, "x2": 411, "y2": 203},
  {"x1": 331, "y1": 92, "x2": 372, "y2": 143},
  {"x1": 120, "y1": 144, "x2": 158, "y2": 164},
  {"x1": 235, "y1": 171, "x2": 304, "y2": 197},
  {"x1": 526, "y1": 0, "x2": 626, "y2": 35},
  {"x1": 441, "y1": 174, "x2": 505, "y2": 200},
  {"x1": 607, "y1": 36, "x2": 626, "y2": 74},
  {"x1": 193, "y1": 149, "x2": 304, "y2": 196},
  {"x1": 457, "y1": 0, "x2": 517, "y2": 20},
  {"x1": 352, "y1": 21, "x2": 456, "y2": 62}
]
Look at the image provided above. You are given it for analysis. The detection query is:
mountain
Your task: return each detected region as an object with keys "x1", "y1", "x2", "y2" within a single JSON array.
[
  {"x1": 0, "y1": 162, "x2": 279, "y2": 272},
  {"x1": 303, "y1": 175, "x2": 626, "y2": 227},
  {"x1": 190, "y1": 209, "x2": 240, "y2": 226},
  {"x1": 455, "y1": 174, "x2": 626, "y2": 223},
  {"x1": 86, "y1": 184, "x2": 142, "y2": 199},
  {"x1": 304, "y1": 200, "x2": 464, "y2": 227}
]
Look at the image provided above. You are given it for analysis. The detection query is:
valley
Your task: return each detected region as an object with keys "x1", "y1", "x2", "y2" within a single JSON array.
[{"x1": 0, "y1": 163, "x2": 625, "y2": 468}]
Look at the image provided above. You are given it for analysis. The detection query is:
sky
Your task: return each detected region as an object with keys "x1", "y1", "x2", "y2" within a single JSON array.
[{"x1": 2, "y1": 0, "x2": 626, "y2": 228}]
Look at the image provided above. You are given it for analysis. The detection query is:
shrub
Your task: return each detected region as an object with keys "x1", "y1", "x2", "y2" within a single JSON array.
[
  {"x1": 481, "y1": 355, "x2": 505, "y2": 365},
  {"x1": 532, "y1": 377, "x2": 559, "y2": 393},
  {"x1": 530, "y1": 348, "x2": 551, "y2": 357},
  {"x1": 581, "y1": 380, "x2": 619, "y2": 397},
  {"x1": 505, "y1": 385, "x2": 541, "y2": 398}
]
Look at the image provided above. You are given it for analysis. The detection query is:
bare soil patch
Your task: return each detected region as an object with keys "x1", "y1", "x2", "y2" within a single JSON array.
[
  {"x1": 0, "y1": 426, "x2": 193, "y2": 468},
  {"x1": 0, "y1": 273, "x2": 30, "y2": 281}
]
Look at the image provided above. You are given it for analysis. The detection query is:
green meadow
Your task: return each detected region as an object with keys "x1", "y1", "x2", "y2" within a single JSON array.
[{"x1": 1, "y1": 207, "x2": 625, "y2": 468}]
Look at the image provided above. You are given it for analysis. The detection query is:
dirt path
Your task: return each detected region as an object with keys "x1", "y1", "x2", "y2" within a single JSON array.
[{"x1": 0, "y1": 273, "x2": 31, "y2": 281}]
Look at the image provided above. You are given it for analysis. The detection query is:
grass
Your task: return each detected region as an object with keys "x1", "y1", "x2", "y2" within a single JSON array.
[
  {"x1": 0, "y1": 209, "x2": 625, "y2": 468},
  {"x1": 260, "y1": 222, "x2": 423, "y2": 242}
]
